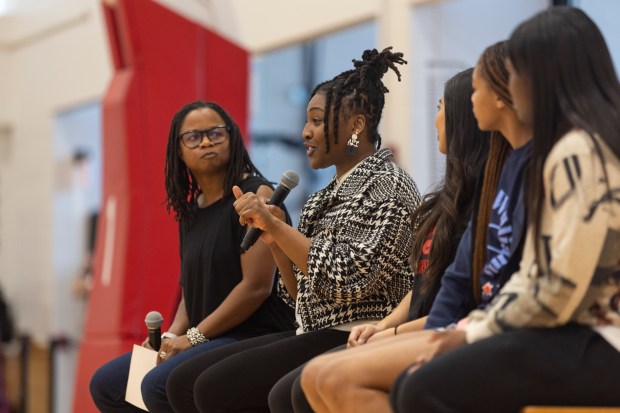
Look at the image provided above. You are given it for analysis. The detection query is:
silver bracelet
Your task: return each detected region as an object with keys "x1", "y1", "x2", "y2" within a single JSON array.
[{"x1": 186, "y1": 327, "x2": 208, "y2": 347}]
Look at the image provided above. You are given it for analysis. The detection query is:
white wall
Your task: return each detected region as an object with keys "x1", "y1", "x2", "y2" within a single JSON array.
[
  {"x1": 408, "y1": 0, "x2": 548, "y2": 193},
  {"x1": 0, "y1": 52, "x2": 11, "y2": 122},
  {"x1": 0, "y1": 50, "x2": 14, "y2": 338},
  {"x1": 576, "y1": 0, "x2": 620, "y2": 78},
  {"x1": 0, "y1": 0, "x2": 111, "y2": 344}
]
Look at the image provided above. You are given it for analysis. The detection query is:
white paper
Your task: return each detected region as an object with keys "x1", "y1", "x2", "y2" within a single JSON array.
[
  {"x1": 594, "y1": 325, "x2": 620, "y2": 352},
  {"x1": 125, "y1": 344, "x2": 158, "y2": 411}
]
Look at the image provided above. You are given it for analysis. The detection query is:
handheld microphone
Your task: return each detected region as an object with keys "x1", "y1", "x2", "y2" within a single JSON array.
[
  {"x1": 240, "y1": 170, "x2": 299, "y2": 252},
  {"x1": 145, "y1": 311, "x2": 163, "y2": 351}
]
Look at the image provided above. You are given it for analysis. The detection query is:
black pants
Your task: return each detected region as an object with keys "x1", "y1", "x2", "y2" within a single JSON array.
[
  {"x1": 167, "y1": 329, "x2": 348, "y2": 413},
  {"x1": 268, "y1": 364, "x2": 311, "y2": 413},
  {"x1": 268, "y1": 344, "x2": 347, "y2": 413},
  {"x1": 391, "y1": 325, "x2": 620, "y2": 413}
]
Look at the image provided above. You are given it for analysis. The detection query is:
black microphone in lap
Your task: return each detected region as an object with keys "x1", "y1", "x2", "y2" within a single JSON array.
[
  {"x1": 240, "y1": 170, "x2": 299, "y2": 252},
  {"x1": 145, "y1": 311, "x2": 163, "y2": 351}
]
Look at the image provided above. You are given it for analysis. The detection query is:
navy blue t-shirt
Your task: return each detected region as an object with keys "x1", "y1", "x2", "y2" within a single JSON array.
[
  {"x1": 479, "y1": 141, "x2": 531, "y2": 305},
  {"x1": 424, "y1": 141, "x2": 531, "y2": 329}
]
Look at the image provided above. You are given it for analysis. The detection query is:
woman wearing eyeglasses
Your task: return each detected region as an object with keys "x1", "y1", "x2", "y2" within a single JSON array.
[{"x1": 90, "y1": 101, "x2": 295, "y2": 413}]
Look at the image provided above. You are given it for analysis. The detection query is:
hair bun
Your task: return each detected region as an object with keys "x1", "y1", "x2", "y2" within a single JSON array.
[{"x1": 353, "y1": 47, "x2": 407, "y2": 83}]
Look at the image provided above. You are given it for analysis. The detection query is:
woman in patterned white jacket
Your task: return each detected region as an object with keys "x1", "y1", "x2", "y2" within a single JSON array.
[
  {"x1": 389, "y1": 7, "x2": 620, "y2": 413},
  {"x1": 165, "y1": 47, "x2": 421, "y2": 413}
]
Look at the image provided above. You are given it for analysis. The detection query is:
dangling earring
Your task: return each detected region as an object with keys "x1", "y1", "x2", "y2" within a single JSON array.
[{"x1": 346, "y1": 131, "x2": 359, "y2": 156}]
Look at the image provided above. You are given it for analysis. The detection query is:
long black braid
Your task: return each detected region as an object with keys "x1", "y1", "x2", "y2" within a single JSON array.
[
  {"x1": 164, "y1": 101, "x2": 265, "y2": 222},
  {"x1": 311, "y1": 47, "x2": 407, "y2": 152}
]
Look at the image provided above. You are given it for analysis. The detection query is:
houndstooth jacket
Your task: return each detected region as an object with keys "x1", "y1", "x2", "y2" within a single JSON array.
[{"x1": 294, "y1": 148, "x2": 421, "y2": 332}]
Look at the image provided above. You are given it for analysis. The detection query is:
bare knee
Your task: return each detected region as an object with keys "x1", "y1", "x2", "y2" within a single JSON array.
[
  {"x1": 306, "y1": 357, "x2": 346, "y2": 402},
  {"x1": 300, "y1": 355, "x2": 327, "y2": 398}
]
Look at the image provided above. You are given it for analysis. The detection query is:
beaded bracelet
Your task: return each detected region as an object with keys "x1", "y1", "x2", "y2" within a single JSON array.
[{"x1": 186, "y1": 327, "x2": 209, "y2": 347}]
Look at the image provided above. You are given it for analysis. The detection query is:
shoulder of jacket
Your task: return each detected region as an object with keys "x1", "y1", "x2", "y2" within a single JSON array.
[
  {"x1": 548, "y1": 129, "x2": 597, "y2": 161},
  {"x1": 364, "y1": 162, "x2": 420, "y2": 204}
]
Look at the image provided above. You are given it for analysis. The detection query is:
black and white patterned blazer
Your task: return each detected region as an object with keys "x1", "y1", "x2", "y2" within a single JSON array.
[{"x1": 295, "y1": 148, "x2": 421, "y2": 332}]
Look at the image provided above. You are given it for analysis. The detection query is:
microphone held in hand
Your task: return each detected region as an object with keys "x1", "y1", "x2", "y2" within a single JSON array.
[
  {"x1": 145, "y1": 311, "x2": 163, "y2": 351},
  {"x1": 240, "y1": 170, "x2": 300, "y2": 252}
]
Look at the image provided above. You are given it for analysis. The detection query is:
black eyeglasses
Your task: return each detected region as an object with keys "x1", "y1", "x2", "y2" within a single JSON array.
[{"x1": 179, "y1": 125, "x2": 229, "y2": 149}]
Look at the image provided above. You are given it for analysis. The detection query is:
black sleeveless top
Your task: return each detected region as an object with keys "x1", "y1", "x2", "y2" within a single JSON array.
[{"x1": 179, "y1": 175, "x2": 295, "y2": 339}]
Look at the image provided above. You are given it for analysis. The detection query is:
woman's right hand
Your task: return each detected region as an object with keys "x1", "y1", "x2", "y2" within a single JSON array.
[
  {"x1": 260, "y1": 205, "x2": 287, "y2": 244},
  {"x1": 347, "y1": 324, "x2": 385, "y2": 347},
  {"x1": 156, "y1": 335, "x2": 192, "y2": 365},
  {"x1": 232, "y1": 186, "x2": 285, "y2": 239}
]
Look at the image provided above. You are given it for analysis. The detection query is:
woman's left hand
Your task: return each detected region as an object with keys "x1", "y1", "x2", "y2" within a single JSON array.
[
  {"x1": 416, "y1": 329, "x2": 467, "y2": 366},
  {"x1": 156, "y1": 335, "x2": 192, "y2": 365}
]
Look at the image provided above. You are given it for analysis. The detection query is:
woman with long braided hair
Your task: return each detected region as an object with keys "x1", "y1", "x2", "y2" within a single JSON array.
[{"x1": 165, "y1": 47, "x2": 421, "y2": 413}]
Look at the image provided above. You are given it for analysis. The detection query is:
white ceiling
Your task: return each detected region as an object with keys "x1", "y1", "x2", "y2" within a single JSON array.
[{"x1": 154, "y1": 0, "x2": 386, "y2": 54}]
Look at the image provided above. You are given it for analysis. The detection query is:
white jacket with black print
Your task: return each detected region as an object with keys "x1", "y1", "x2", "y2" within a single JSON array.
[
  {"x1": 295, "y1": 148, "x2": 421, "y2": 332},
  {"x1": 466, "y1": 129, "x2": 620, "y2": 343}
]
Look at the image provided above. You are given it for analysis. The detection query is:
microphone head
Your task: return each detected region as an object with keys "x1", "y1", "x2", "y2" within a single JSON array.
[
  {"x1": 145, "y1": 311, "x2": 163, "y2": 329},
  {"x1": 280, "y1": 170, "x2": 300, "y2": 190}
]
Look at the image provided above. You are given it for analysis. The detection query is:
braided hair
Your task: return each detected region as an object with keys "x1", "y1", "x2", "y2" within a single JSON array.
[
  {"x1": 470, "y1": 41, "x2": 513, "y2": 304},
  {"x1": 310, "y1": 47, "x2": 407, "y2": 153},
  {"x1": 164, "y1": 100, "x2": 265, "y2": 222}
]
